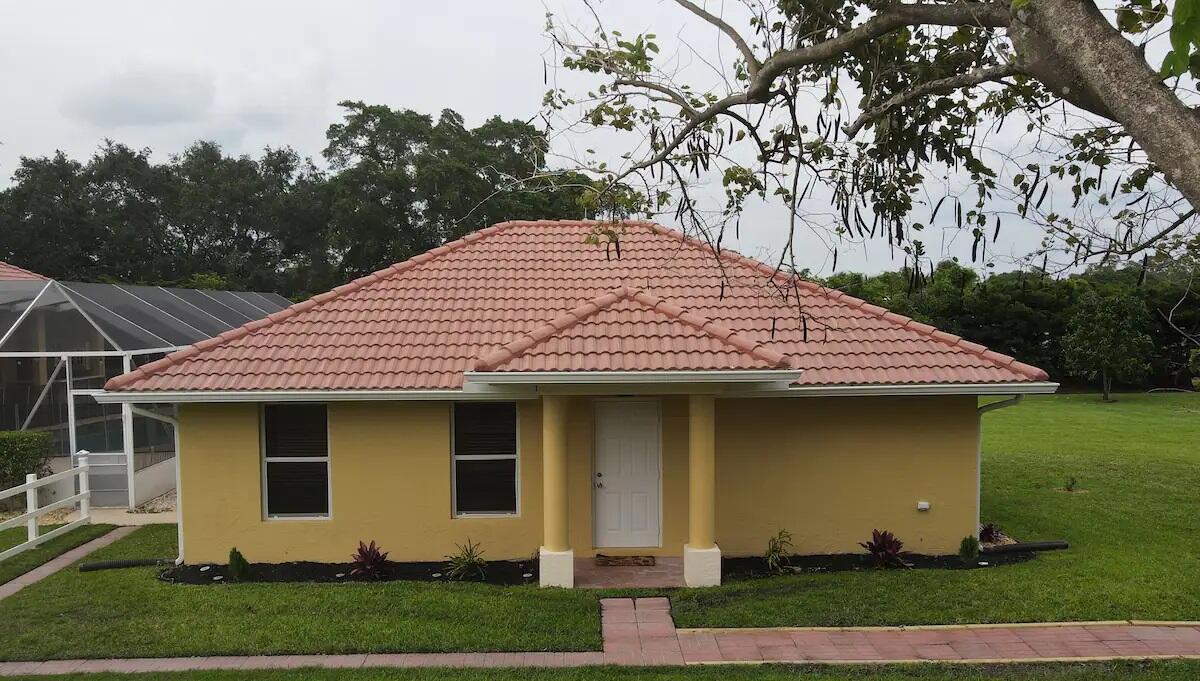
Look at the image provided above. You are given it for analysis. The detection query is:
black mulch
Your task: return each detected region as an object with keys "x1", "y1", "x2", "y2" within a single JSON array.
[
  {"x1": 723, "y1": 550, "x2": 1035, "y2": 580},
  {"x1": 161, "y1": 558, "x2": 538, "y2": 586}
]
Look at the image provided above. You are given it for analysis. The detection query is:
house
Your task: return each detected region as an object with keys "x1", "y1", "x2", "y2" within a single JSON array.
[
  {"x1": 96, "y1": 220, "x2": 1056, "y2": 587},
  {"x1": 0, "y1": 260, "x2": 292, "y2": 508}
]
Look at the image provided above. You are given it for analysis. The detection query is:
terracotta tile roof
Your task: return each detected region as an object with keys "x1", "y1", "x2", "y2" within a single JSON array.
[
  {"x1": 106, "y1": 219, "x2": 1049, "y2": 393},
  {"x1": 0, "y1": 260, "x2": 47, "y2": 281},
  {"x1": 474, "y1": 286, "x2": 791, "y2": 372}
]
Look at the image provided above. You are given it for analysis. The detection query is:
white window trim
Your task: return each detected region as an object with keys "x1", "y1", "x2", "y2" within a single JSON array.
[
  {"x1": 260, "y1": 404, "x2": 332, "y2": 521},
  {"x1": 451, "y1": 402, "x2": 520, "y2": 518}
]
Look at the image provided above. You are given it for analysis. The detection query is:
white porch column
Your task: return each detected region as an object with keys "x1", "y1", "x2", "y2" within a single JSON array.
[
  {"x1": 685, "y1": 394, "x2": 721, "y2": 586},
  {"x1": 539, "y1": 395, "x2": 573, "y2": 587}
]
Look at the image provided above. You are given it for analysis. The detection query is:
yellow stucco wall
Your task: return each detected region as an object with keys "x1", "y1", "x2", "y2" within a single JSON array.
[
  {"x1": 715, "y1": 395, "x2": 979, "y2": 556},
  {"x1": 177, "y1": 394, "x2": 978, "y2": 564}
]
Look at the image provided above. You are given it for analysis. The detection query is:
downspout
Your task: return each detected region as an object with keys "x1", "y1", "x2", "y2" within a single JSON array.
[
  {"x1": 974, "y1": 395, "x2": 1024, "y2": 535},
  {"x1": 132, "y1": 405, "x2": 184, "y2": 566},
  {"x1": 979, "y1": 394, "x2": 1024, "y2": 415}
]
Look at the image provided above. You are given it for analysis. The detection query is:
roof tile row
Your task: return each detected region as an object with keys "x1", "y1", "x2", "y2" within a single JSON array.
[{"x1": 107, "y1": 220, "x2": 1049, "y2": 392}]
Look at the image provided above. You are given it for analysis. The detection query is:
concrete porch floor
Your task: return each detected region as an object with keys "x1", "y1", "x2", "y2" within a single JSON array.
[{"x1": 574, "y1": 557, "x2": 685, "y2": 588}]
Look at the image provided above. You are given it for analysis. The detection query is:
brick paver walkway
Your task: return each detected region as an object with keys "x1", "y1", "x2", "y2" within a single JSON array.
[
  {"x1": 602, "y1": 599, "x2": 1200, "y2": 664},
  {"x1": 2, "y1": 597, "x2": 1199, "y2": 675},
  {"x1": 0, "y1": 526, "x2": 133, "y2": 602}
]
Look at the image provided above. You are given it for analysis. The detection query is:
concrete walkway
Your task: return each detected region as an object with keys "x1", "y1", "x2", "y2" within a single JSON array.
[
  {"x1": 64, "y1": 508, "x2": 175, "y2": 526},
  {"x1": 2, "y1": 597, "x2": 1199, "y2": 675},
  {"x1": 0, "y1": 526, "x2": 134, "y2": 602}
]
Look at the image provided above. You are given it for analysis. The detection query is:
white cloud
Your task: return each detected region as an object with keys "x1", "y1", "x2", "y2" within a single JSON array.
[{"x1": 62, "y1": 66, "x2": 216, "y2": 127}]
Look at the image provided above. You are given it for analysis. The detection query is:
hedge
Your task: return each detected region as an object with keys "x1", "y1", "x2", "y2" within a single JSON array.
[{"x1": 0, "y1": 431, "x2": 53, "y2": 493}]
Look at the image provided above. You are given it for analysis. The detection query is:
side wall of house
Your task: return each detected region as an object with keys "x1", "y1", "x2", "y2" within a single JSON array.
[
  {"x1": 715, "y1": 395, "x2": 979, "y2": 556},
  {"x1": 177, "y1": 394, "x2": 978, "y2": 564}
]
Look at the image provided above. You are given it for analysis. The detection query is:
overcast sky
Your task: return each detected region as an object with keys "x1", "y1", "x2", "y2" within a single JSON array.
[{"x1": 0, "y1": 0, "x2": 1056, "y2": 276}]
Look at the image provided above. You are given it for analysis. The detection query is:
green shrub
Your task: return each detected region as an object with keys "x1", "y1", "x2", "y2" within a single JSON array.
[
  {"x1": 959, "y1": 535, "x2": 980, "y2": 562},
  {"x1": 445, "y1": 538, "x2": 487, "y2": 581},
  {"x1": 764, "y1": 529, "x2": 794, "y2": 574},
  {"x1": 0, "y1": 431, "x2": 53, "y2": 491},
  {"x1": 228, "y1": 547, "x2": 252, "y2": 582}
]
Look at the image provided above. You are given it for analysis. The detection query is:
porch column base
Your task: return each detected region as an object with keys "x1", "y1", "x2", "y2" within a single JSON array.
[
  {"x1": 683, "y1": 544, "x2": 721, "y2": 587},
  {"x1": 539, "y1": 547, "x2": 574, "y2": 588}
]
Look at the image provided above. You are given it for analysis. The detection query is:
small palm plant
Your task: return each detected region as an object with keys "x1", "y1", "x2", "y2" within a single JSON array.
[
  {"x1": 445, "y1": 538, "x2": 487, "y2": 581},
  {"x1": 764, "y1": 529, "x2": 794, "y2": 574}
]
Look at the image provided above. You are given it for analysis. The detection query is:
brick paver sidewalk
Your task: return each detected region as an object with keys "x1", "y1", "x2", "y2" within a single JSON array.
[
  {"x1": 597, "y1": 599, "x2": 1200, "y2": 665},
  {"x1": 2, "y1": 597, "x2": 1199, "y2": 675}
]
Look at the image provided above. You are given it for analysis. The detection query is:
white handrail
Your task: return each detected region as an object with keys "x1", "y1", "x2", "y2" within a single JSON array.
[{"x1": 0, "y1": 451, "x2": 92, "y2": 563}]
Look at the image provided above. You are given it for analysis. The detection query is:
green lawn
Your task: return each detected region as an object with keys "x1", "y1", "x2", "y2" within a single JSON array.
[
  {"x1": 0, "y1": 393, "x2": 1196, "y2": 661},
  {"x1": 8, "y1": 662, "x2": 1200, "y2": 681},
  {"x1": 0, "y1": 523, "x2": 599, "y2": 661},
  {"x1": 0, "y1": 523, "x2": 114, "y2": 586},
  {"x1": 668, "y1": 393, "x2": 1200, "y2": 628}
]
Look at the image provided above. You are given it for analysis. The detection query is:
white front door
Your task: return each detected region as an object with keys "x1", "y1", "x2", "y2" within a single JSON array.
[{"x1": 593, "y1": 400, "x2": 661, "y2": 548}]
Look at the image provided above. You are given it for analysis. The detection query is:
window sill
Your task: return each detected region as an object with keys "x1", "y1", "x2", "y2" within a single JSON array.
[
  {"x1": 263, "y1": 515, "x2": 331, "y2": 522},
  {"x1": 453, "y1": 513, "x2": 519, "y2": 519}
]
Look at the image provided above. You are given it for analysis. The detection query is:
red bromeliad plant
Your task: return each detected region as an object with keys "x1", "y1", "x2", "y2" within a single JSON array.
[
  {"x1": 859, "y1": 529, "x2": 911, "y2": 569},
  {"x1": 350, "y1": 540, "x2": 390, "y2": 578}
]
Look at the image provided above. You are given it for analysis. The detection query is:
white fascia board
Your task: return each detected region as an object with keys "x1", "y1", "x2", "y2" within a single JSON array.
[
  {"x1": 94, "y1": 388, "x2": 538, "y2": 404},
  {"x1": 464, "y1": 369, "x2": 806, "y2": 385},
  {"x1": 95, "y1": 380, "x2": 1059, "y2": 404},
  {"x1": 747, "y1": 382, "x2": 1060, "y2": 398}
]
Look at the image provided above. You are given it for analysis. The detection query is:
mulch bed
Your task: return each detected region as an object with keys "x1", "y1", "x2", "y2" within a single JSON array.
[
  {"x1": 162, "y1": 558, "x2": 538, "y2": 586},
  {"x1": 723, "y1": 550, "x2": 1035, "y2": 580}
]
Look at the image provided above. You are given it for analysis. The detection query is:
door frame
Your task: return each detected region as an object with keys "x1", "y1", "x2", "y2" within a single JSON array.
[{"x1": 591, "y1": 397, "x2": 663, "y2": 548}]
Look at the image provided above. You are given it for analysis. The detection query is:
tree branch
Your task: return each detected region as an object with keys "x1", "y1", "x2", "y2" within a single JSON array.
[
  {"x1": 610, "y1": 2, "x2": 1011, "y2": 183},
  {"x1": 672, "y1": 0, "x2": 762, "y2": 76},
  {"x1": 843, "y1": 62, "x2": 1025, "y2": 137},
  {"x1": 1078, "y1": 208, "x2": 1199, "y2": 260},
  {"x1": 751, "y1": 2, "x2": 1011, "y2": 99},
  {"x1": 614, "y1": 79, "x2": 700, "y2": 118},
  {"x1": 622, "y1": 92, "x2": 750, "y2": 176}
]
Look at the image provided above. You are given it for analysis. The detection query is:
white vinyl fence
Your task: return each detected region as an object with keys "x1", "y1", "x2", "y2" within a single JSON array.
[{"x1": 0, "y1": 451, "x2": 91, "y2": 562}]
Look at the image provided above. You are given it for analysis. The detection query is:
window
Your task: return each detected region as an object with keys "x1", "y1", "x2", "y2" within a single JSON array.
[
  {"x1": 262, "y1": 404, "x2": 329, "y2": 518},
  {"x1": 453, "y1": 402, "x2": 518, "y2": 516}
]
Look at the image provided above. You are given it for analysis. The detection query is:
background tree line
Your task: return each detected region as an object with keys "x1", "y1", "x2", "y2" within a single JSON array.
[
  {"x1": 0, "y1": 101, "x2": 595, "y2": 298},
  {"x1": 819, "y1": 260, "x2": 1199, "y2": 392}
]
